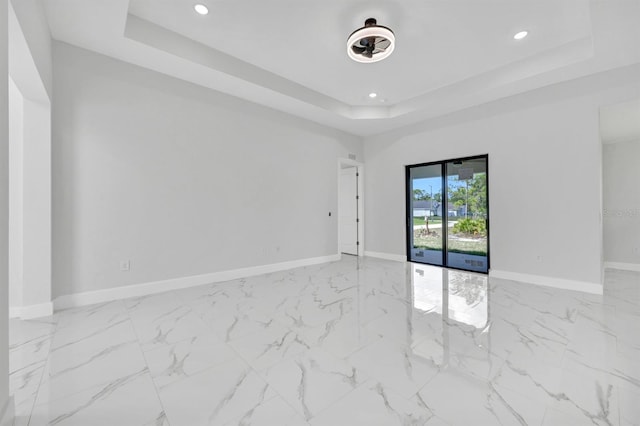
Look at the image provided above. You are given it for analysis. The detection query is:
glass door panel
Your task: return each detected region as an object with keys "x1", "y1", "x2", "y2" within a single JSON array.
[
  {"x1": 445, "y1": 158, "x2": 489, "y2": 273},
  {"x1": 408, "y1": 164, "x2": 444, "y2": 265}
]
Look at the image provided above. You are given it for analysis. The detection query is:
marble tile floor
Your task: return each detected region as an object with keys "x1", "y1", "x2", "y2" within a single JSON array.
[{"x1": 9, "y1": 257, "x2": 640, "y2": 425}]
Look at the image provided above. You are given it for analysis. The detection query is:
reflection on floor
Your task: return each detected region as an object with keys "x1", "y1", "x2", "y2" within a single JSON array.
[{"x1": 9, "y1": 257, "x2": 640, "y2": 425}]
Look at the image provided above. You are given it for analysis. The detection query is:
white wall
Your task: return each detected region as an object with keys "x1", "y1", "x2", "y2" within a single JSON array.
[
  {"x1": 364, "y1": 66, "x2": 640, "y2": 288},
  {"x1": 8, "y1": 77, "x2": 23, "y2": 308},
  {"x1": 603, "y1": 139, "x2": 640, "y2": 266},
  {"x1": 0, "y1": 0, "x2": 12, "y2": 420},
  {"x1": 7, "y1": 0, "x2": 52, "y2": 317},
  {"x1": 52, "y1": 42, "x2": 363, "y2": 298}
]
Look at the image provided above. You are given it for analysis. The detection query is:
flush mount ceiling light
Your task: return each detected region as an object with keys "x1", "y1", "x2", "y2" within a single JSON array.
[
  {"x1": 194, "y1": 4, "x2": 209, "y2": 15},
  {"x1": 347, "y1": 18, "x2": 395, "y2": 63},
  {"x1": 513, "y1": 30, "x2": 528, "y2": 40},
  {"x1": 368, "y1": 92, "x2": 378, "y2": 98}
]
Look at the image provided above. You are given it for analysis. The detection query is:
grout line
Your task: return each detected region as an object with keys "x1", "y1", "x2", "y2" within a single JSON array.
[{"x1": 122, "y1": 299, "x2": 173, "y2": 426}]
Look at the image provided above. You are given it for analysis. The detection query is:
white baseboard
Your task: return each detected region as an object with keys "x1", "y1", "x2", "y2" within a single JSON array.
[
  {"x1": 364, "y1": 251, "x2": 406, "y2": 262},
  {"x1": 9, "y1": 302, "x2": 54, "y2": 320},
  {"x1": 0, "y1": 396, "x2": 14, "y2": 426},
  {"x1": 54, "y1": 254, "x2": 341, "y2": 311},
  {"x1": 489, "y1": 270, "x2": 603, "y2": 295},
  {"x1": 604, "y1": 262, "x2": 640, "y2": 272}
]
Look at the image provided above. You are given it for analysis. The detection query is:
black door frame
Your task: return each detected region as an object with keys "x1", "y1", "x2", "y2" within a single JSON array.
[{"x1": 405, "y1": 154, "x2": 490, "y2": 273}]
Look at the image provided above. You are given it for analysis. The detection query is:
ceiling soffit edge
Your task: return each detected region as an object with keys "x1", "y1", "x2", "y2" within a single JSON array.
[{"x1": 124, "y1": 14, "x2": 604, "y2": 123}]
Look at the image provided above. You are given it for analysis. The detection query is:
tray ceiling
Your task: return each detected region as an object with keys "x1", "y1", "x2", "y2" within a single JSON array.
[{"x1": 44, "y1": 0, "x2": 640, "y2": 136}]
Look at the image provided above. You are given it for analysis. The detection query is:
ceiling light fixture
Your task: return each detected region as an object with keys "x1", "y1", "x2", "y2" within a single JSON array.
[
  {"x1": 513, "y1": 30, "x2": 528, "y2": 40},
  {"x1": 368, "y1": 92, "x2": 378, "y2": 98},
  {"x1": 347, "y1": 18, "x2": 395, "y2": 63},
  {"x1": 194, "y1": 4, "x2": 209, "y2": 15}
]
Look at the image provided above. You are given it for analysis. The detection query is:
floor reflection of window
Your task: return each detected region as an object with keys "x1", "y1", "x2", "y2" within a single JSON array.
[
  {"x1": 447, "y1": 271, "x2": 488, "y2": 329},
  {"x1": 411, "y1": 265, "x2": 487, "y2": 329},
  {"x1": 410, "y1": 263, "x2": 489, "y2": 367},
  {"x1": 412, "y1": 266, "x2": 443, "y2": 314}
]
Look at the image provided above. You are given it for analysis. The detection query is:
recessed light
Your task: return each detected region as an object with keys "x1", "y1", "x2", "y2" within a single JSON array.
[
  {"x1": 513, "y1": 31, "x2": 528, "y2": 40},
  {"x1": 369, "y1": 92, "x2": 378, "y2": 99},
  {"x1": 194, "y1": 4, "x2": 209, "y2": 15}
]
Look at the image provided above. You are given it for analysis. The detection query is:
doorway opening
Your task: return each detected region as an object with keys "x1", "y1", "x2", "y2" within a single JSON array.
[
  {"x1": 600, "y1": 98, "x2": 640, "y2": 273},
  {"x1": 338, "y1": 159, "x2": 364, "y2": 256}
]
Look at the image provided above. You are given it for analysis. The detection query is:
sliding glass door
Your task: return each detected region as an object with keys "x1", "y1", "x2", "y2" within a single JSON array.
[
  {"x1": 444, "y1": 157, "x2": 489, "y2": 272},
  {"x1": 407, "y1": 164, "x2": 444, "y2": 266},
  {"x1": 406, "y1": 155, "x2": 489, "y2": 273}
]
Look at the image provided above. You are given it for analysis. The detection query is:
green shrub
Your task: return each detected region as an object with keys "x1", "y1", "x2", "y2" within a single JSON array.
[{"x1": 452, "y1": 218, "x2": 486, "y2": 236}]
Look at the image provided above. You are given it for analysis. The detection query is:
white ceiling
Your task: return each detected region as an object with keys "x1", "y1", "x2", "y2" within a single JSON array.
[
  {"x1": 600, "y1": 98, "x2": 640, "y2": 144},
  {"x1": 43, "y1": 0, "x2": 640, "y2": 137}
]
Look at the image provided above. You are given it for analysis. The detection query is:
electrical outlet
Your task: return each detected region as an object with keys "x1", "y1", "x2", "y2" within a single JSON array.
[
  {"x1": 120, "y1": 260, "x2": 130, "y2": 271},
  {"x1": 536, "y1": 255, "x2": 543, "y2": 263}
]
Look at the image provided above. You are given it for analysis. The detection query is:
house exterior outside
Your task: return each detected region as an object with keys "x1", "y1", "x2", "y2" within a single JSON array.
[{"x1": 413, "y1": 200, "x2": 468, "y2": 217}]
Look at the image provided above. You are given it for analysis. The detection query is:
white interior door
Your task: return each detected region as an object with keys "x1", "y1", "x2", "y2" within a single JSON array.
[{"x1": 339, "y1": 167, "x2": 358, "y2": 255}]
